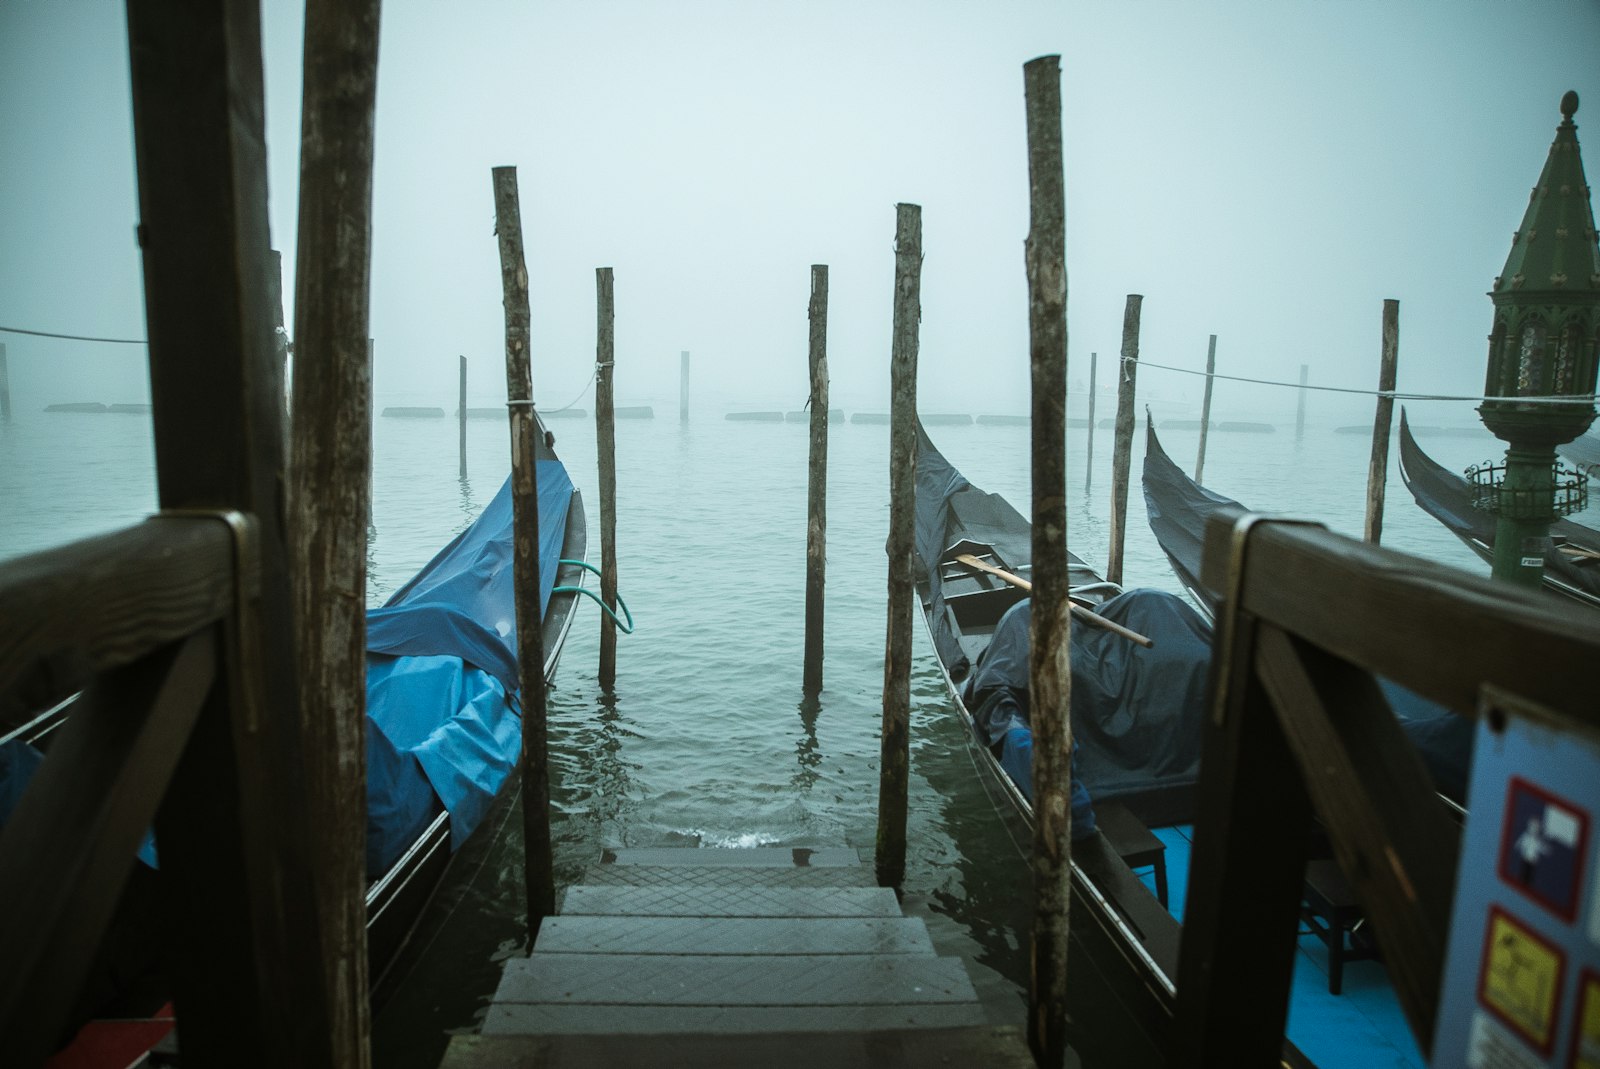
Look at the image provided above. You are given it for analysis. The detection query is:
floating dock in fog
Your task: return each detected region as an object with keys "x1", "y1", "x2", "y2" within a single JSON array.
[{"x1": 446, "y1": 845, "x2": 1028, "y2": 1067}]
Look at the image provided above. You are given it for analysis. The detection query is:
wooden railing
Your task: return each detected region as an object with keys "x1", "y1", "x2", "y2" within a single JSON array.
[
  {"x1": 1171, "y1": 508, "x2": 1600, "y2": 1067},
  {"x1": 0, "y1": 517, "x2": 244, "y2": 1065}
]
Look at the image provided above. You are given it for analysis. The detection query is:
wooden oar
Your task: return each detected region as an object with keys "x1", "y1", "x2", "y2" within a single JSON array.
[{"x1": 953, "y1": 553, "x2": 1154, "y2": 648}]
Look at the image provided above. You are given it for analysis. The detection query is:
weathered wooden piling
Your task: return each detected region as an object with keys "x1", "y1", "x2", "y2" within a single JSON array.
[
  {"x1": 1022, "y1": 53, "x2": 1072, "y2": 1069},
  {"x1": 1106, "y1": 295, "x2": 1142, "y2": 588},
  {"x1": 1, "y1": 342, "x2": 10, "y2": 422},
  {"x1": 876, "y1": 203, "x2": 921, "y2": 890},
  {"x1": 286, "y1": 3, "x2": 381, "y2": 1062},
  {"x1": 1084, "y1": 351, "x2": 1096, "y2": 491},
  {"x1": 1195, "y1": 334, "x2": 1217, "y2": 483},
  {"x1": 124, "y1": 1, "x2": 336, "y2": 1061},
  {"x1": 1365, "y1": 300, "x2": 1400, "y2": 544},
  {"x1": 803, "y1": 265, "x2": 829, "y2": 696},
  {"x1": 679, "y1": 349, "x2": 690, "y2": 423},
  {"x1": 596, "y1": 268, "x2": 620, "y2": 692},
  {"x1": 491, "y1": 165, "x2": 555, "y2": 931},
  {"x1": 1296, "y1": 363, "x2": 1309, "y2": 439},
  {"x1": 459, "y1": 355, "x2": 468, "y2": 479}
]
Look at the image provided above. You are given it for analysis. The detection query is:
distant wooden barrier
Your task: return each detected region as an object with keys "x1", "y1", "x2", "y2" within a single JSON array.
[
  {"x1": 978, "y1": 414, "x2": 1029, "y2": 427},
  {"x1": 614, "y1": 405, "x2": 653, "y2": 419},
  {"x1": 727, "y1": 411, "x2": 784, "y2": 422},
  {"x1": 1173, "y1": 510, "x2": 1600, "y2": 1065},
  {"x1": 45, "y1": 402, "x2": 108, "y2": 413},
  {"x1": 382, "y1": 406, "x2": 444, "y2": 418}
]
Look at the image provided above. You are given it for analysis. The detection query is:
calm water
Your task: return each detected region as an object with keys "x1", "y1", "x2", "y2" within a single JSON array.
[{"x1": 2, "y1": 398, "x2": 1572, "y2": 1064}]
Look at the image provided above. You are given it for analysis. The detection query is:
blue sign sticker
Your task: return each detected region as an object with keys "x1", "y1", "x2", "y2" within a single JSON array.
[{"x1": 1498, "y1": 777, "x2": 1590, "y2": 924}]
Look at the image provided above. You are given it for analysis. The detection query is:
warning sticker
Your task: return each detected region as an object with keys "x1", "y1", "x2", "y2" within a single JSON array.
[
  {"x1": 1498, "y1": 777, "x2": 1590, "y2": 923},
  {"x1": 1467, "y1": 1012, "x2": 1546, "y2": 1069},
  {"x1": 1573, "y1": 970, "x2": 1600, "y2": 1069},
  {"x1": 1478, "y1": 907, "x2": 1566, "y2": 1056}
]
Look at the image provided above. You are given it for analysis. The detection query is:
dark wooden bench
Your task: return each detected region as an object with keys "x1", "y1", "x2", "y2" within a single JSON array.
[
  {"x1": 1301, "y1": 858, "x2": 1379, "y2": 994},
  {"x1": 1095, "y1": 800, "x2": 1168, "y2": 909}
]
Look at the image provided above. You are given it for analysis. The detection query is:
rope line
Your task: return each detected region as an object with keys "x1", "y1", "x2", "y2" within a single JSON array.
[
  {"x1": 0, "y1": 325, "x2": 147, "y2": 345},
  {"x1": 1129, "y1": 356, "x2": 1598, "y2": 406},
  {"x1": 543, "y1": 364, "x2": 598, "y2": 413}
]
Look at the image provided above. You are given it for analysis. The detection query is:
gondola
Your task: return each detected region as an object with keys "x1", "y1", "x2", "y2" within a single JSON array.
[
  {"x1": 917, "y1": 419, "x2": 1445, "y2": 1068},
  {"x1": 1395, "y1": 407, "x2": 1600, "y2": 611},
  {"x1": 1, "y1": 411, "x2": 587, "y2": 1063},
  {"x1": 1137, "y1": 418, "x2": 1478, "y2": 1068}
]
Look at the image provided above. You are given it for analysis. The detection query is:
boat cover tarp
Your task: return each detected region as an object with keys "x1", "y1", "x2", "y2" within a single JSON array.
[
  {"x1": 962, "y1": 594, "x2": 1211, "y2": 821},
  {"x1": 1142, "y1": 420, "x2": 1475, "y2": 803},
  {"x1": 363, "y1": 460, "x2": 573, "y2": 875},
  {"x1": 1398, "y1": 409, "x2": 1600, "y2": 608}
]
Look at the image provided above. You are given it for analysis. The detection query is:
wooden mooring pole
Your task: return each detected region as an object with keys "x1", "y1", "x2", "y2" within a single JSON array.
[
  {"x1": 1, "y1": 342, "x2": 10, "y2": 422},
  {"x1": 679, "y1": 349, "x2": 690, "y2": 423},
  {"x1": 459, "y1": 354, "x2": 468, "y2": 479},
  {"x1": 597, "y1": 268, "x2": 620, "y2": 692},
  {"x1": 1023, "y1": 53, "x2": 1072, "y2": 1069},
  {"x1": 1365, "y1": 300, "x2": 1400, "y2": 544},
  {"x1": 1106, "y1": 295, "x2": 1142, "y2": 588},
  {"x1": 876, "y1": 203, "x2": 921, "y2": 890},
  {"x1": 1084, "y1": 351, "x2": 1096, "y2": 491},
  {"x1": 803, "y1": 265, "x2": 829, "y2": 696},
  {"x1": 491, "y1": 165, "x2": 555, "y2": 931},
  {"x1": 1296, "y1": 363, "x2": 1310, "y2": 439},
  {"x1": 1195, "y1": 334, "x2": 1217, "y2": 483},
  {"x1": 287, "y1": 1, "x2": 380, "y2": 1061}
]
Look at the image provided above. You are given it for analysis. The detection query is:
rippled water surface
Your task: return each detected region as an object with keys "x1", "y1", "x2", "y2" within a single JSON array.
[{"x1": 4, "y1": 399, "x2": 1575, "y2": 1065}]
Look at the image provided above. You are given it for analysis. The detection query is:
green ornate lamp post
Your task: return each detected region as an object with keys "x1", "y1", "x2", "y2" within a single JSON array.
[{"x1": 1472, "y1": 91, "x2": 1600, "y2": 588}]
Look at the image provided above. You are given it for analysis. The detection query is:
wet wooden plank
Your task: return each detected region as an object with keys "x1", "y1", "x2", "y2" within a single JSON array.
[
  {"x1": 451, "y1": 1023, "x2": 1027, "y2": 1063},
  {"x1": 533, "y1": 915, "x2": 934, "y2": 956},
  {"x1": 602, "y1": 846, "x2": 861, "y2": 868},
  {"x1": 493, "y1": 953, "x2": 977, "y2": 1007},
  {"x1": 560, "y1": 885, "x2": 900, "y2": 918}
]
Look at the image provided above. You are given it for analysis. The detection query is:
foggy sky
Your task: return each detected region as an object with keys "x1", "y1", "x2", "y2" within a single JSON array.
[{"x1": 2, "y1": 0, "x2": 1597, "y2": 424}]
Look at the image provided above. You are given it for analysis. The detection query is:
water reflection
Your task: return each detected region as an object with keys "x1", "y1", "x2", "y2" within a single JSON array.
[{"x1": 792, "y1": 694, "x2": 822, "y2": 794}]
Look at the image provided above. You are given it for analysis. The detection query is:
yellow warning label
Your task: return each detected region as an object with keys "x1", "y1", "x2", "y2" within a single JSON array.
[
  {"x1": 1575, "y1": 973, "x2": 1600, "y2": 1069},
  {"x1": 1480, "y1": 909, "x2": 1564, "y2": 1054}
]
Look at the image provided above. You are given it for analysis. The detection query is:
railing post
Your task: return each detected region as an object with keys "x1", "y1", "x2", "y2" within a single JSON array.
[
  {"x1": 596, "y1": 268, "x2": 620, "y2": 692},
  {"x1": 491, "y1": 165, "x2": 555, "y2": 932},
  {"x1": 126, "y1": 0, "x2": 333, "y2": 1061},
  {"x1": 1196, "y1": 334, "x2": 1217, "y2": 483},
  {"x1": 803, "y1": 265, "x2": 829, "y2": 696},
  {"x1": 1106, "y1": 295, "x2": 1142, "y2": 587},
  {"x1": 288, "y1": 0, "x2": 381, "y2": 1062},
  {"x1": 875, "y1": 203, "x2": 921, "y2": 890},
  {"x1": 1023, "y1": 53, "x2": 1072, "y2": 1069},
  {"x1": 1365, "y1": 301, "x2": 1400, "y2": 544}
]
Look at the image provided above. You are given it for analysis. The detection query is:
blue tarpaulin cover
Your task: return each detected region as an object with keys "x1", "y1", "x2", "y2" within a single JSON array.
[{"x1": 363, "y1": 461, "x2": 573, "y2": 875}]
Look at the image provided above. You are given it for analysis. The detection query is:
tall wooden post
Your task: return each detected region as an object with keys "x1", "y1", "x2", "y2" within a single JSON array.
[
  {"x1": 1296, "y1": 363, "x2": 1310, "y2": 439},
  {"x1": 126, "y1": 1, "x2": 334, "y2": 1063},
  {"x1": 1365, "y1": 301, "x2": 1400, "y2": 544},
  {"x1": 1023, "y1": 53, "x2": 1072, "y2": 1069},
  {"x1": 596, "y1": 268, "x2": 619, "y2": 692},
  {"x1": 1195, "y1": 334, "x2": 1217, "y2": 483},
  {"x1": 459, "y1": 355, "x2": 468, "y2": 479},
  {"x1": 875, "y1": 203, "x2": 921, "y2": 890},
  {"x1": 1084, "y1": 351, "x2": 1096, "y2": 491},
  {"x1": 1106, "y1": 295, "x2": 1142, "y2": 587},
  {"x1": 803, "y1": 265, "x2": 829, "y2": 696},
  {"x1": 286, "y1": 2, "x2": 380, "y2": 1063},
  {"x1": 0, "y1": 342, "x2": 10, "y2": 422},
  {"x1": 491, "y1": 166, "x2": 554, "y2": 932},
  {"x1": 679, "y1": 349, "x2": 690, "y2": 423}
]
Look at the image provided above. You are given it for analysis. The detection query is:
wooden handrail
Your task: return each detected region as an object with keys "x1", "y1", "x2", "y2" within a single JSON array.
[{"x1": 0, "y1": 516, "x2": 245, "y2": 727}]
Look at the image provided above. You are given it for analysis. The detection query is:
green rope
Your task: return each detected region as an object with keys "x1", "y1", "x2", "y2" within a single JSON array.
[{"x1": 553, "y1": 558, "x2": 635, "y2": 634}]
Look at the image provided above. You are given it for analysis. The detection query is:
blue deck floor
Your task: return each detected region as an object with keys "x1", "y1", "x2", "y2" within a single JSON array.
[{"x1": 1130, "y1": 825, "x2": 1424, "y2": 1069}]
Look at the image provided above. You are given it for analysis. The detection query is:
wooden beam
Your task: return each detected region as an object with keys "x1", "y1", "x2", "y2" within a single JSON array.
[
  {"x1": 875, "y1": 203, "x2": 921, "y2": 890},
  {"x1": 288, "y1": 0, "x2": 381, "y2": 1061},
  {"x1": 803, "y1": 264, "x2": 829, "y2": 696},
  {"x1": 0, "y1": 632, "x2": 215, "y2": 1067},
  {"x1": 1364, "y1": 300, "x2": 1399, "y2": 544},
  {"x1": 596, "y1": 268, "x2": 619, "y2": 692},
  {"x1": 0, "y1": 519, "x2": 234, "y2": 726},
  {"x1": 125, "y1": 0, "x2": 332, "y2": 1061},
  {"x1": 1106, "y1": 295, "x2": 1141, "y2": 587},
  {"x1": 1172, "y1": 613, "x2": 1311, "y2": 1068},
  {"x1": 1199, "y1": 510, "x2": 1600, "y2": 722},
  {"x1": 1195, "y1": 334, "x2": 1216, "y2": 483},
  {"x1": 1021, "y1": 53, "x2": 1072, "y2": 1069},
  {"x1": 1253, "y1": 625, "x2": 1453, "y2": 1052}
]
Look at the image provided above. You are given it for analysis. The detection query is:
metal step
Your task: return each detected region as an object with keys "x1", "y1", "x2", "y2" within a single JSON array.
[
  {"x1": 533, "y1": 915, "x2": 936, "y2": 956},
  {"x1": 560, "y1": 884, "x2": 902, "y2": 919}
]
